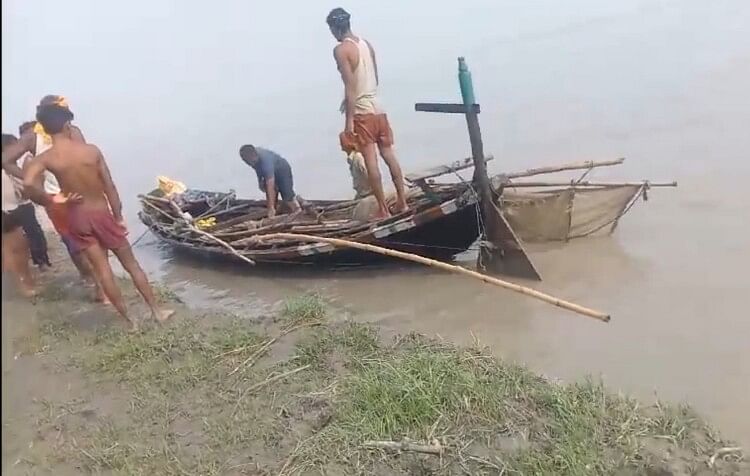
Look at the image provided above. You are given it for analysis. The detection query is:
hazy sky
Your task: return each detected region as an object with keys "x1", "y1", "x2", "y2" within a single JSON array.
[{"x1": 3, "y1": 0, "x2": 749, "y2": 201}]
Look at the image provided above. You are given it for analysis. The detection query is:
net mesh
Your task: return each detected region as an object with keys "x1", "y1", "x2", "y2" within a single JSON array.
[{"x1": 501, "y1": 185, "x2": 642, "y2": 242}]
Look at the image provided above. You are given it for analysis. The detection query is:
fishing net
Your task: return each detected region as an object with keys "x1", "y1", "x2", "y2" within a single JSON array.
[{"x1": 501, "y1": 185, "x2": 643, "y2": 242}]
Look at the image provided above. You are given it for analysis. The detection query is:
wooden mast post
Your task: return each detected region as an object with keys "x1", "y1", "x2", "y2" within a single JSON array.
[{"x1": 415, "y1": 57, "x2": 541, "y2": 280}]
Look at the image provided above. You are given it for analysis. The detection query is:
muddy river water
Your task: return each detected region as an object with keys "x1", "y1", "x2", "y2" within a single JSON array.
[{"x1": 4, "y1": 0, "x2": 749, "y2": 445}]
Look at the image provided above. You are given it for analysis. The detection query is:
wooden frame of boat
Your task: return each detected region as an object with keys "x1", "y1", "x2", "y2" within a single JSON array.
[{"x1": 138, "y1": 157, "x2": 675, "y2": 266}]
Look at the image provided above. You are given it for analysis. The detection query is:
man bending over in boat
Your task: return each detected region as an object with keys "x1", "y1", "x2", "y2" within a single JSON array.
[
  {"x1": 327, "y1": 7, "x2": 408, "y2": 219},
  {"x1": 23, "y1": 100, "x2": 174, "y2": 331},
  {"x1": 239, "y1": 144, "x2": 300, "y2": 218}
]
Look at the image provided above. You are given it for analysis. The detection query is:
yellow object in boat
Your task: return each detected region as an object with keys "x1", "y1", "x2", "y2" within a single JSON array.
[
  {"x1": 157, "y1": 176, "x2": 187, "y2": 197},
  {"x1": 195, "y1": 217, "x2": 217, "y2": 230}
]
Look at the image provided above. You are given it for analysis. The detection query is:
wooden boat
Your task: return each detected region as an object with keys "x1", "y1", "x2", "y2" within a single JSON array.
[
  {"x1": 138, "y1": 184, "x2": 482, "y2": 266},
  {"x1": 138, "y1": 158, "x2": 675, "y2": 266}
]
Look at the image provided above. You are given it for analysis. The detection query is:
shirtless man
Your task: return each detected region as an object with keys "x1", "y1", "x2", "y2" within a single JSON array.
[
  {"x1": 23, "y1": 100, "x2": 173, "y2": 330},
  {"x1": 327, "y1": 7, "x2": 408, "y2": 218},
  {"x1": 2, "y1": 101, "x2": 104, "y2": 300}
]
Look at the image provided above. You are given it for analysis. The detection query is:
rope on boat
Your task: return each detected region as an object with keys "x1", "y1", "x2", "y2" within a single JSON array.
[
  {"x1": 452, "y1": 170, "x2": 486, "y2": 242},
  {"x1": 130, "y1": 228, "x2": 151, "y2": 248}
]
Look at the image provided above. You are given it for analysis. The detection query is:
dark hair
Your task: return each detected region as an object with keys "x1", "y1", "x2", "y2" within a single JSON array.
[
  {"x1": 326, "y1": 7, "x2": 351, "y2": 33},
  {"x1": 36, "y1": 104, "x2": 74, "y2": 135},
  {"x1": 239, "y1": 144, "x2": 257, "y2": 159},
  {"x1": 39, "y1": 95, "x2": 64, "y2": 107},
  {"x1": 2, "y1": 133, "x2": 18, "y2": 150},
  {"x1": 19, "y1": 121, "x2": 36, "y2": 135}
]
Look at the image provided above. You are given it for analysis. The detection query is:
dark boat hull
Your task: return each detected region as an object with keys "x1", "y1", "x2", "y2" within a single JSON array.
[{"x1": 141, "y1": 202, "x2": 479, "y2": 266}]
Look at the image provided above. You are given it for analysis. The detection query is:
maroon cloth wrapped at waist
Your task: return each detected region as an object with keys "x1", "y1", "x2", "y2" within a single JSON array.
[{"x1": 68, "y1": 205, "x2": 128, "y2": 251}]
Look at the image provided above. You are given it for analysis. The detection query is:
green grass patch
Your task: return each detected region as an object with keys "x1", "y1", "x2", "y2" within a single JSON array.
[
  {"x1": 15, "y1": 295, "x2": 744, "y2": 476},
  {"x1": 281, "y1": 293, "x2": 327, "y2": 324}
]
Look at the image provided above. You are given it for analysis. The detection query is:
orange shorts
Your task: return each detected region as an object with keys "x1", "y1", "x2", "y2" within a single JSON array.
[{"x1": 340, "y1": 113, "x2": 394, "y2": 152}]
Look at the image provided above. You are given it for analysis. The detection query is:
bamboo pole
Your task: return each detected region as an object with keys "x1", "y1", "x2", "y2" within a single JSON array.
[
  {"x1": 192, "y1": 226, "x2": 257, "y2": 265},
  {"x1": 259, "y1": 233, "x2": 610, "y2": 322},
  {"x1": 505, "y1": 158, "x2": 625, "y2": 179},
  {"x1": 505, "y1": 180, "x2": 677, "y2": 188}
]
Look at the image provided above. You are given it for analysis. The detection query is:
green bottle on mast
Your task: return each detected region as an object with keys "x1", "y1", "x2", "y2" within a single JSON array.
[{"x1": 457, "y1": 57, "x2": 475, "y2": 106}]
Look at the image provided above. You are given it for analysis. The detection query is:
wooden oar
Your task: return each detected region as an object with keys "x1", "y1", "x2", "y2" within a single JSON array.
[{"x1": 258, "y1": 233, "x2": 610, "y2": 322}]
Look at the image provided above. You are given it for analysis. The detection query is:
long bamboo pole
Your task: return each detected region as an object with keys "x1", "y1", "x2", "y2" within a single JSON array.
[
  {"x1": 505, "y1": 180, "x2": 677, "y2": 188},
  {"x1": 505, "y1": 158, "x2": 625, "y2": 179},
  {"x1": 259, "y1": 233, "x2": 610, "y2": 322}
]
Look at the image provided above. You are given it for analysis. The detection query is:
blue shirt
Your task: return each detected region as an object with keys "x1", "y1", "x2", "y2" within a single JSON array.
[{"x1": 251, "y1": 147, "x2": 289, "y2": 189}]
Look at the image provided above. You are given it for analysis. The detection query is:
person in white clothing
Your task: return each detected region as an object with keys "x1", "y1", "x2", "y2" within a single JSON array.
[
  {"x1": 2, "y1": 168, "x2": 36, "y2": 297},
  {"x1": 2, "y1": 132, "x2": 50, "y2": 268},
  {"x1": 327, "y1": 7, "x2": 408, "y2": 219}
]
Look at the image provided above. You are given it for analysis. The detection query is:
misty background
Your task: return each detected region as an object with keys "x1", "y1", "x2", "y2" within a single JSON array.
[{"x1": 3, "y1": 0, "x2": 748, "y2": 210}]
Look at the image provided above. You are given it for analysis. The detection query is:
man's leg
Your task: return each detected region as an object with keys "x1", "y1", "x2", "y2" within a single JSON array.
[
  {"x1": 111, "y1": 244, "x2": 174, "y2": 323},
  {"x1": 82, "y1": 242, "x2": 134, "y2": 329},
  {"x1": 378, "y1": 145, "x2": 408, "y2": 212},
  {"x1": 361, "y1": 142, "x2": 389, "y2": 218},
  {"x1": 277, "y1": 167, "x2": 301, "y2": 214},
  {"x1": 17, "y1": 203, "x2": 50, "y2": 268},
  {"x1": 73, "y1": 251, "x2": 108, "y2": 303},
  {"x1": 60, "y1": 235, "x2": 106, "y2": 302},
  {"x1": 2, "y1": 227, "x2": 36, "y2": 297}
]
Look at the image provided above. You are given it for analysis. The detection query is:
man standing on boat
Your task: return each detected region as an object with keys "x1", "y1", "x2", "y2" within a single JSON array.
[
  {"x1": 327, "y1": 7, "x2": 408, "y2": 219},
  {"x1": 239, "y1": 145, "x2": 300, "y2": 218}
]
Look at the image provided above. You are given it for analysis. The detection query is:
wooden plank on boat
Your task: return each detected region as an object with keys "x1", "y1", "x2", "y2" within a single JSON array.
[
  {"x1": 415, "y1": 103, "x2": 481, "y2": 114},
  {"x1": 405, "y1": 155, "x2": 495, "y2": 183}
]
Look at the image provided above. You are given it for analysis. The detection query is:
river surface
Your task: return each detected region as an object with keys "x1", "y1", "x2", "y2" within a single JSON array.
[{"x1": 3, "y1": 0, "x2": 749, "y2": 445}]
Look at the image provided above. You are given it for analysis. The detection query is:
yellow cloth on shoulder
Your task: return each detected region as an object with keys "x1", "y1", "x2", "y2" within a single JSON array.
[{"x1": 33, "y1": 122, "x2": 52, "y2": 145}]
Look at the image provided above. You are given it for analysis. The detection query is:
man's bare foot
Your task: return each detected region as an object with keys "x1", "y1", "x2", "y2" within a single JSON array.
[
  {"x1": 94, "y1": 293, "x2": 111, "y2": 305},
  {"x1": 372, "y1": 206, "x2": 391, "y2": 221},
  {"x1": 153, "y1": 308, "x2": 175, "y2": 323},
  {"x1": 391, "y1": 200, "x2": 409, "y2": 214},
  {"x1": 127, "y1": 321, "x2": 140, "y2": 333}
]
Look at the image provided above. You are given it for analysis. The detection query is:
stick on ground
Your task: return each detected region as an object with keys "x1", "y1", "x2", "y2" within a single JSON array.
[{"x1": 363, "y1": 440, "x2": 444, "y2": 455}]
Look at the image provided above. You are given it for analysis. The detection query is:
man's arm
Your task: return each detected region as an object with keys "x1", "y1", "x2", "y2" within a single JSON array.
[
  {"x1": 22, "y1": 156, "x2": 53, "y2": 207},
  {"x1": 334, "y1": 44, "x2": 357, "y2": 133},
  {"x1": 96, "y1": 147, "x2": 123, "y2": 221},
  {"x1": 2, "y1": 133, "x2": 35, "y2": 179},
  {"x1": 365, "y1": 40, "x2": 379, "y2": 85}
]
